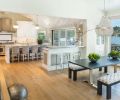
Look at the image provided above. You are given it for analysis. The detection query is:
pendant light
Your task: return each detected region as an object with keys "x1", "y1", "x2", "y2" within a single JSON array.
[
  {"x1": 95, "y1": 0, "x2": 113, "y2": 36},
  {"x1": 35, "y1": 15, "x2": 39, "y2": 29}
]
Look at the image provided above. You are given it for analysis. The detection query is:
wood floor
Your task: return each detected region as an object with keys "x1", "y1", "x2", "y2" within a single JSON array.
[{"x1": 0, "y1": 57, "x2": 120, "y2": 100}]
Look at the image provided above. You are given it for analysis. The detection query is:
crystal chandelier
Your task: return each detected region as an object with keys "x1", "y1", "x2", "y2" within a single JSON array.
[{"x1": 95, "y1": 0, "x2": 113, "y2": 36}]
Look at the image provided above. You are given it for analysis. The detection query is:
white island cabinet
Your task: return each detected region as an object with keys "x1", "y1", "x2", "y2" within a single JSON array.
[{"x1": 42, "y1": 46, "x2": 85, "y2": 71}]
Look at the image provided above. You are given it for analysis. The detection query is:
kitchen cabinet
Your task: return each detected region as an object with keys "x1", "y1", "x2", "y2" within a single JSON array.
[
  {"x1": 42, "y1": 46, "x2": 85, "y2": 71},
  {"x1": 51, "y1": 54, "x2": 61, "y2": 66},
  {"x1": 2, "y1": 18, "x2": 12, "y2": 32},
  {"x1": 52, "y1": 28, "x2": 76, "y2": 46},
  {"x1": 0, "y1": 18, "x2": 12, "y2": 32},
  {"x1": 0, "y1": 19, "x2": 2, "y2": 31}
]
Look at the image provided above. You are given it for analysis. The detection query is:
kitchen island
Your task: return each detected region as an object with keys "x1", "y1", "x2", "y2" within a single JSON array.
[
  {"x1": 42, "y1": 46, "x2": 86, "y2": 71},
  {"x1": 5, "y1": 43, "x2": 43, "y2": 63}
]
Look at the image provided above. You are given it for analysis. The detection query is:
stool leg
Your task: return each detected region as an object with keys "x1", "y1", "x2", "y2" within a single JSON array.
[
  {"x1": 56, "y1": 55, "x2": 57, "y2": 70},
  {"x1": 114, "y1": 65, "x2": 117, "y2": 73},
  {"x1": 73, "y1": 70, "x2": 77, "y2": 81},
  {"x1": 104, "y1": 67, "x2": 108, "y2": 73},
  {"x1": 97, "y1": 81, "x2": 102, "y2": 95},
  {"x1": 107, "y1": 85, "x2": 111, "y2": 99},
  {"x1": 68, "y1": 68, "x2": 72, "y2": 79}
]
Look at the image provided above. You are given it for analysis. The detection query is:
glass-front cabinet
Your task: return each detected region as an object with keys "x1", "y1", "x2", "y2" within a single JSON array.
[{"x1": 52, "y1": 28, "x2": 76, "y2": 46}]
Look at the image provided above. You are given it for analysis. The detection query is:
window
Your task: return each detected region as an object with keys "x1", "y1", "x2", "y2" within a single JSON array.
[{"x1": 52, "y1": 28, "x2": 76, "y2": 46}]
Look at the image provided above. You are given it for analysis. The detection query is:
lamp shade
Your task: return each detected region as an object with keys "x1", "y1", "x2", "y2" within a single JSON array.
[{"x1": 96, "y1": 16, "x2": 113, "y2": 36}]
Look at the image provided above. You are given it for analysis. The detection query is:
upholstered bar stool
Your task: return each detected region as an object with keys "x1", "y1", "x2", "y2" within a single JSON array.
[
  {"x1": 37, "y1": 45, "x2": 43, "y2": 60},
  {"x1": 21, "y1": 46, "x2": 30, "y2": 61},
  {"x1": 11, "y1": 46, "x2": 20, "y2": 62},
  {"x1": 29, "y1": 45, "x2": 38, "y2": 60}
]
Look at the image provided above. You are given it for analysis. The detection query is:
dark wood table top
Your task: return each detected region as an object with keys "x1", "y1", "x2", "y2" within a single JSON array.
[{"x1": 69, "y1": 56, "x2": 120, "y2": 70}]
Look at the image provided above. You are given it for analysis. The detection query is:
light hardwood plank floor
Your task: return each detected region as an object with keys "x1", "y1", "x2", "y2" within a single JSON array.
[{"x1": 0, "y1": 57, "x2": 120, "y2": 100}]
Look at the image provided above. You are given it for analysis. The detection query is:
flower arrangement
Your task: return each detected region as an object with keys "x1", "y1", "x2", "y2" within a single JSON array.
[
  {"x1": 88, "y1": 53, "x2": 100, "y2": 63},
  {"x1": 108, "y1": 50, "x2": 120, "y2": 59}
]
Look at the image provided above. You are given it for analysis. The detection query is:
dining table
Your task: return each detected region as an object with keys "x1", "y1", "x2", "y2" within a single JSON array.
[{"x1": 68, "y1": 56, "x2": 120, "y2": 87}]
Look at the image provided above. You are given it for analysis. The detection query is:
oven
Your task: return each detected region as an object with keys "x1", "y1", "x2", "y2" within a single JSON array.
[{"x1": 0, "y1": 46, "x2": 5, "y2": 55}]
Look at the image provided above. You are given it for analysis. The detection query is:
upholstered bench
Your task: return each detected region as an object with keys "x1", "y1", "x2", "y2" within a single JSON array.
[
  {"x1": 97, "y1": 72, "x2": 120, "y2": 99},
  {"x1": 68, "y1": 66, "x2": 87, "y2": 81}
]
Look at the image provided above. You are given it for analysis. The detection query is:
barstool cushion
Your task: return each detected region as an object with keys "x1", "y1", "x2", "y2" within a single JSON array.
[{"x1": 98, "y1": 72, "x2": 120, "y2": 84}]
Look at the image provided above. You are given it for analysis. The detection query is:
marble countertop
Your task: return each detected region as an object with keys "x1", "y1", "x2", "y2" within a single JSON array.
[
  {"x1": 5, "y1": 43, "x2": 39, "y2": 47},
  {"x1": 46, "y1": 45, "x2": 85, "y2": 49},
  {"x1": 43, "y1": 45, "x2": 85, "y2": 51}
]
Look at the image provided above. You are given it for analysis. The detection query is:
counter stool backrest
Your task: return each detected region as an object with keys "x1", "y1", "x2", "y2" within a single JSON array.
[
  {"x1": 73, "y1": 52, "x2": 81, "y2": 60},
  {"x1": 31, "y1": 45, "x2": 38, "y2": 53},
  {"x1": 38, "y1": 46, "x2": 42, "y2": 53},
  {"x1": 22, "y1": 46, "x2": 29, "y2": 54},
  {"x1": 12, "y1": 47, "x2": 20, "y2": 54}
]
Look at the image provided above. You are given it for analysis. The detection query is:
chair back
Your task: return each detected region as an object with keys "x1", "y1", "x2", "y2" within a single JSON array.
[
  {"x1": 22, "y1": 46, "x2": 29, "y2": 54},
  {"x1": 31, "y1": 45, "x2": 38, "y2": 53},
  {"x1": 11, "y1": 47, "x2": 20, "y2": 54},
  {"x1": 73, "y1": 52, "x2": 81, "y2": 61}
]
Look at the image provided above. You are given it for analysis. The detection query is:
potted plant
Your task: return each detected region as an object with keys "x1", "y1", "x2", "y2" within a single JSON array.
[
  {"x1": 37, "y1": 33, "x2": 45, "y2": 44},
  {"x1": 108, "y1": 50, "x2": 120, "y2": 59},
  {"x1": 88, "y1": 53, "x2": 100, "y2": 63}
]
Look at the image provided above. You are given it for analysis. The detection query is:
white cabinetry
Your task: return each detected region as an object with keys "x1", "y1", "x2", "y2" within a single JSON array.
[
  {"x1": 52, "y1": 29, "x2": 76, "y2": 46},
  {"x1": 42, "y1": 46, "x2": 85, "y2": 71}
]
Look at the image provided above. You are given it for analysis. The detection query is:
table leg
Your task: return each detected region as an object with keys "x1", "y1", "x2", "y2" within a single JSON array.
[
  {"x1": 89, "y1": 69, "x2": 97, "y2": 88},
  {"x1": 114, "y1": 65, "x2": 117, "y2": 73},
  {"x1": 89, "y1": 69, "x2": 93, "y2": 84},
  {"x1": 73, "y1": 70, "x2": 77, "y2": 81},
  {"x1": 104, "y1": 67, "x2": 108, "y2": 73},
  {"x1": 68, "y1": 68, "x2": 72, "y2": 79}
]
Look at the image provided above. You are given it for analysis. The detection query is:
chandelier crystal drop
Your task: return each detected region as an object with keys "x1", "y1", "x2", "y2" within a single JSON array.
[{"x1": 95, "y1": 0, "x2": 113, "y2": 36}]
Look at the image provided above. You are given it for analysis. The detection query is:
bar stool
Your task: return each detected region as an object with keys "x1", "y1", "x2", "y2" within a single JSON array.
[
  {"x1": 56, "y1": 54, "x2": 62, "y2": 70},
  {"x1": 51, "y1": 54, "x2": 62, "y2": 70},
  {"x1": 37, "y1": 46, "x2": 43, "y2": 60},
  {"x1": 62, "y1": 53, "x2": 70, "y2": 69},
  {"x1": 21, "y1": 46, "x2": 29, "y2": 61},
  {"x1": 72, "y1": 51, "x2": 81, "y2": 61},
  {"x1": 29, "y1": 45, "x2": 38, "y2": 60},
  {"x1": 11, "y1": 46, "x2": 20, "y2": 62}
]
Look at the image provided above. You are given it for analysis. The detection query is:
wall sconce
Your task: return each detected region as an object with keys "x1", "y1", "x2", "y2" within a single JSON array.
[{"x1": 35, "y1": 15, "x2": 40, "y2": 30}]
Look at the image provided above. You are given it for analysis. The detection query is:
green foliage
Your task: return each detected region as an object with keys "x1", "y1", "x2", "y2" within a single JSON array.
[
  {"x1": 37, "y1": 33, "x2": 45, "y2": 44},
  {"x1": 108, "y1": 50, "x2": 120, "y2": 59},
  {"x1": 88, "y1": 53, "x2": 100, "y2": 62},
  {"x1": 113, "y1": 26, "x2": 120, "y2": 34},
  {"x1": 38, "y1": 33, "x2": 45, "y2": 41}
]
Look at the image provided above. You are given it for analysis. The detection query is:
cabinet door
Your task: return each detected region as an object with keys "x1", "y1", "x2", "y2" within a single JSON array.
[
  {"x1": 66, "y1": 30, "x2": 75, "y2": 46},
  {"x1": 2, "y1": 18, "x2": 12, "y2": 32},
  {"x1": 59, "y1": 29, "x2": 66, "y2": 46},
  {"x1": 51, "y1": 54, "x2": 61, "y2": 66},
  {"x1": 53, "y1": 30, "x2": 59, "y2": 46},
  {"x1": 0, "y1": 19, "x2": 2, "y2": 32}
]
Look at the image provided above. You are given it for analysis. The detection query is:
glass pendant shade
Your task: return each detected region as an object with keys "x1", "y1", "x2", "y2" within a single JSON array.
[{"x1": 96, "y1": 16, "x2": 113, "y2": 36}]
